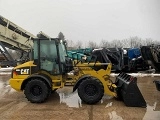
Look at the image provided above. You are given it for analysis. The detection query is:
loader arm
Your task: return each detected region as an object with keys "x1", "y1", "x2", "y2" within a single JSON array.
[{"x1": 72, "y1": 48, "x2": 146, "y2": 107}]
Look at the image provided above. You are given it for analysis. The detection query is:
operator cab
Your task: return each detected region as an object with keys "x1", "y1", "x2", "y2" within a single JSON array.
[{"x1": 33, "y1": 38, "x2": 69, "y2": 75}]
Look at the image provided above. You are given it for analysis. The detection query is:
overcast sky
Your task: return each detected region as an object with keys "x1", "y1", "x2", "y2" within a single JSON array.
[{"x1": 0, "y1": 0, "x2": 160, "y2": 45}]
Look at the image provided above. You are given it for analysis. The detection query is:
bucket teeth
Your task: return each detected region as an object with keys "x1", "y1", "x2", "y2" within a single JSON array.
[{"x1": 115, "y1": 72, "x2": 146, "y2": 107}]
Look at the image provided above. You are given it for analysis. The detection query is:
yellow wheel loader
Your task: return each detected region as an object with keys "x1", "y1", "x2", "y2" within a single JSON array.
[{"x1": 9, "y1": 38, "x2": 146, "y2": 107}]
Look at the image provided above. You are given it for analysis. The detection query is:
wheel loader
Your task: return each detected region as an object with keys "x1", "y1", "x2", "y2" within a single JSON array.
[{"x1": 9, "y1": 38, "x2": 146, "y2": 107}]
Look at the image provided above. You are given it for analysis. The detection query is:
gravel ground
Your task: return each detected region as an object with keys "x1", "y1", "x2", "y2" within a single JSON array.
[{"x1": 0, "y1": 74, "x2": 160, "y2": 120}]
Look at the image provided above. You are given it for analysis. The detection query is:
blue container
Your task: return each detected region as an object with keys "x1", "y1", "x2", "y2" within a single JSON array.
[{"x1": 128, "y1": 48, "x2": 141, "y2": 60}]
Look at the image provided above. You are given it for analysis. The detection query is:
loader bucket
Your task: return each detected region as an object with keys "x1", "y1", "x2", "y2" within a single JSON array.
[{"x1": 115, "y1": 72, "x2": 146, "y2": 107}]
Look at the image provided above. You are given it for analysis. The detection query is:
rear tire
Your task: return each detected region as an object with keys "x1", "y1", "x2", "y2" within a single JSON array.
[
  {"x1": 24, "y1": 79, "x2": 50, "y2": 103},
  {"x1": 78, "y1": 77, "x2": 104, "y2": 104}
]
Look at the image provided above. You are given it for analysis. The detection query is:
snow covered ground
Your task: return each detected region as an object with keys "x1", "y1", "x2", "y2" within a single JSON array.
[
  {"x1": 0, "y1": 67, "x2": 13, "y2": 72},
  {"x1": 0, "y1": 67, "x2": 13, "y2": 75},
  {"x1": 110, "y1": 73, "x2": 160, "y2": 77}
]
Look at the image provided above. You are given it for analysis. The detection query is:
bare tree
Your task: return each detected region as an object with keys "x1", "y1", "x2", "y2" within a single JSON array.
[
  {"x1": 99, "y1": 39, "x2": 106, "y2": 48},
  {"x1": 99, "y1": 39, "x2": 111, "y2": 48},
  {"x1": 120, "y1": 39, "x2": 129, "y2": 48},
  {"x1": 144, "y1": 38, "x2": 154, "y2": 46},
  {"x1": 154, "y1": 40, "x2": 160, "y2": 45},
  {"x1": 128, "y1": 36, "x2": 142, "y2": 48},
  {"x1": 109, "y1": 39, "x2": 124, "y2": 48},
  {"x1": 66, "y1": 40, "x2": 75, "y2": 50},
  {"x1": 67, "y1": 36, "x2": 159, "y2": 50},
  {"x1": 88, "y1": 41, "x2": 98, "y2": 49},
  {"x1": 75, "y1": 40, "x2": 83, "y2": 49},
  {"x1": 58, "y1": 32, "x2": 65, "y2": 40}
]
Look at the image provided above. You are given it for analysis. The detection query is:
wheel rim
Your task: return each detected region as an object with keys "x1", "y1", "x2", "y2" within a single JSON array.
[
  {"x1": 31, "y1": 85, "x2": 42, "y2": 96},
  {"x1": 85, "y1": 84, "x2": 97, "y2": 96}
]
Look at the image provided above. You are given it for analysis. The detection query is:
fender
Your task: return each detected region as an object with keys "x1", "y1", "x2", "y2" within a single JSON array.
[
  {"x1": 73, "y1": 74, "x2": 91, "y2": 92},
  {"x1": 21, "y1": 73, "x2": 52, "y2": 90}
]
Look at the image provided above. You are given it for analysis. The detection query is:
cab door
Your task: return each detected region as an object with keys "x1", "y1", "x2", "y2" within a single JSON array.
[{"x1": 34, "y1": 39, "x2": 61, "y2": 75}]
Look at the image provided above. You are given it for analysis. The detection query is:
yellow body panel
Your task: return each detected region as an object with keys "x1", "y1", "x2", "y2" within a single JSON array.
[
  {"x1": 9, "y1": 61, "x2": 65, "y2": 91},
  {"x1": 10, "y1": 60, "x2": 116, "y2": 97},
  {"x1": 14, "y1": 61, "x2": 36, "y2": 69},
  {"x1": 38, "y1": 70, "x2": 65, "y2": 89},
  {"x1": 9, "y1": 61, "x2": 35, "y2": 91},
  {"x1": 9, "y1": 78, "x2": 24, "y2": 91},
  {"x1": 73, "y1": 62, "x2": 117, "y2": 97}
]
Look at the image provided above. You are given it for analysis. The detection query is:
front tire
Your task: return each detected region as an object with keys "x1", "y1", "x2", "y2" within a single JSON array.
[
  {"x1": 78, "y1": 77, "x2": 104, "y2": 104},
  {"x1": 24, "y1": 79, "x2": 50, "y2": 103}
]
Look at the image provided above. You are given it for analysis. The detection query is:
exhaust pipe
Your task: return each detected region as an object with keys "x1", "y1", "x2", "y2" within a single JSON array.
[{"x1": 115, "y1": 72, "x2": 146, "y2": 107}]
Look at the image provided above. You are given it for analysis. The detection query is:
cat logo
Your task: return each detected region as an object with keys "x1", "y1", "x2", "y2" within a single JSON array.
[{"x1": 20, "y1": 69, "x2": 29, "y2": 75}]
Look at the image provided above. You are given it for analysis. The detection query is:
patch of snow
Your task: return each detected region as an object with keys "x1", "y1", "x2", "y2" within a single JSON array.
[
  {"x1": 0, "y1": 67, "x2": 13, "y2": 72},
  {"x1": 0, "y1": 82, "x2": 16, "y2": 98},
  {"x1": 105, "y1": 102, "x2": 113, "y2": 108},
  {"x1": 9, "y1": 88, "x2": 16, "y2": 93},
  {"x1": 143, "y1": 102, "x2": 160, "y2": 120},
  {"x1": 108, "y1": 111, "x2": 123, "y2": 120},
  {"x1": 58, "y1": 91, "x2": 82, "y2": 108},
  {"x1": 101, "y1": 95, "x2": 113, "y2": 103},
  {"x1": 110, "y1": 73, "x2": 160, "y2": 77},
  {"x1": 0, "y1": 72, "x2": 11, "y2": 75}
]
